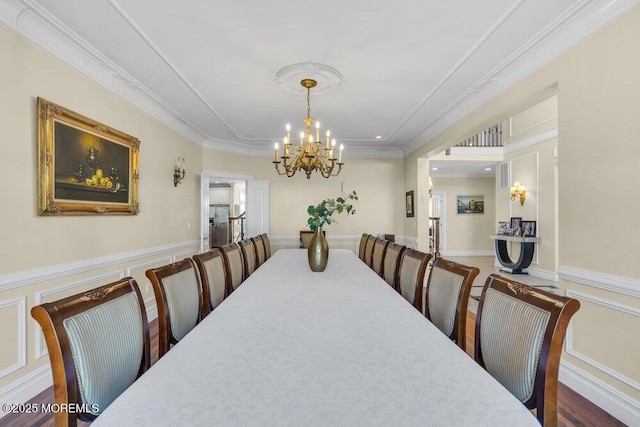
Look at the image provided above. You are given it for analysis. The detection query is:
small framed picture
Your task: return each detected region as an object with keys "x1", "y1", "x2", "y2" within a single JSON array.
[
  {"x1": 405, "y1": 191, "x2": 414, "y2": 218},
  {"x1": 522, "y1": 220, "x2": 537, "y2": 237},
  {"x1": 510, "y1": 217, "x2": 522, "y2": 237}
]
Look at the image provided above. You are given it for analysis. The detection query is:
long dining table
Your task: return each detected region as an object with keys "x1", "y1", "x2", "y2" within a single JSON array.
[{"x1": 93, "y1": 248, "x2": 538, "y2": 426}]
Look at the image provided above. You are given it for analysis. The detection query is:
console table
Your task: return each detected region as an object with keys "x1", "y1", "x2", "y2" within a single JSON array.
[{"x1": 490, "y1": 234, "x2": 541, "y2": 274}]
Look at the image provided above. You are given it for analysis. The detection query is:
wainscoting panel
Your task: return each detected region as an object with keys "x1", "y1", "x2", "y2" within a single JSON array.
[{"x1": 0, "y1": 297, "x2": 26, "y2": 380}]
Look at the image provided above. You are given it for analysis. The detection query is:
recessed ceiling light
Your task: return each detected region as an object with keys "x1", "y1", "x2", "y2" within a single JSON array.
[
  {"x1": 375, "y1": 136, "x2": 382, "y2": 139},
  {"x1": 431, "y1": 167, "x2": 438, "y2": 171},
  {"x1": 484, "y1": 168, "x2": 492, "y2": 171}
]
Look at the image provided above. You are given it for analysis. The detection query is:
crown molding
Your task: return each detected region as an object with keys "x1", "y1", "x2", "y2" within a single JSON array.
[
  {"x1": 404, "y1": 0, "x2": 639, "y2": 155},
  {"x1": 0, "y1": 0, "x2": 209, "y2": 144},
  {"x1": 2, "y1": 0, "x2": 637, "y2": 159}
]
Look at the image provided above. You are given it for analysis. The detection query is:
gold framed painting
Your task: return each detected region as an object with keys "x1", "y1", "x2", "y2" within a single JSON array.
[{"x1": 37, "y1": 98, "x2": 140, "y2": 215}]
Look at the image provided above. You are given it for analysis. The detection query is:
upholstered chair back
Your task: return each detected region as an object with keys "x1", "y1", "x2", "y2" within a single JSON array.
[
  {"x1": 146, "y1": 258, "x2": 202, "y2": 358},
  {"x1": 193, "y1": 248, "x2": 231, "y2": 316},
  {"x1": 358, "y1": 233, "x2": 369, "y2": 261},
  {"x1": 370, "y1": 237, "x2": 390, "y2": 276},
  {"x1": 251, "y1": 235, "x2": 267, "y2": 266},
  {"x1": 260, "y1": 233, "x2": 272, "y2": 259},
  {"x1": 382, "y1": 242, "x2": 406, "y2": 290},
  {"x1": 475, "y1": 274, "x2": 580, "y2": 426},
  {"x1": 397, "y1": 249, "x2": 432, "y2": 311},
  {"x1": 363, "y1": 235, "x2": 376, "y2": 267},
  {"x1": 238, "y1": 239, "x2": 258, "y2": 278},
  {"x1": 220, "y1": 243, "x2": 245, "y2": 291},
  {"x1": 299, "y1": 230, "x2": 326, "y2": 249},
  {"x1": 31, "y1": 278, "x2": 150, "y2": 426},
  {"x1": 425, "y1": 258, "x2": 479, "y2": 350}
]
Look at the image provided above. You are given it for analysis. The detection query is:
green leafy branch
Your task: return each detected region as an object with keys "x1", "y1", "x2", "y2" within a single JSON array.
[{"x1": 307, "y1": 190, "x2": 358, "y2": 231}]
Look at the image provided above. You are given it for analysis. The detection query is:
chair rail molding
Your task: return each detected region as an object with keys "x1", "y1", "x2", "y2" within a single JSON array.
[
  {"x1": 558, "y1": 265, "x2": 640, "y2": 298},
  {"x1": 0, "y1": 240, "x2": 200, "y2": 292}
]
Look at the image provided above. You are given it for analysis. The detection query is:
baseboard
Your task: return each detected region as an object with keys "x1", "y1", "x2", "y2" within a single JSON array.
[
  {"x1": 526, "y1": 266, "x2": 559, "y2": 282},
  {"x1": 0, "y1": 364, "x2": 52, "y2": 420},
  {"x1": 560, "y1": 360, "x2": 640, "y2": 426}
]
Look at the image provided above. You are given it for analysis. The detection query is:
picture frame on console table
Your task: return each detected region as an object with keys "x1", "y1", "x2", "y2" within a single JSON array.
[
  {"x1": 522, "y1": 220, "x2": 537, "y2": 237},
  {"x1": 37, "y1": 97, "x2": 140, "y2": 216},
  {"x1": 510, "y1": 217, "x2": 522, "y2": 237}
]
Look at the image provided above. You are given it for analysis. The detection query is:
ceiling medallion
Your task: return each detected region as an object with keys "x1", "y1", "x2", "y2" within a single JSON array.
[{"x1": 275, "y1": 62, "x2": 344, "y2": 95}]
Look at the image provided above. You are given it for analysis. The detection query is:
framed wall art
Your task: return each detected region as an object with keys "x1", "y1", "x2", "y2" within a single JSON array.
[
  {"x1": 456, "y1": 195, "x2": 484, "y2": 214},
  {"x1": 405, "y1": 191, "x2": 414, "y2": 217},
  {"x1": 37, "y1": 97, "x2": 140, "y2": 215}
]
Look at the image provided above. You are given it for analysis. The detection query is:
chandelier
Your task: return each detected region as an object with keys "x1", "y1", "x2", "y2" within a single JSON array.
[{"x1": 273, "y1": 79, "x2": 344, "y2": 179}]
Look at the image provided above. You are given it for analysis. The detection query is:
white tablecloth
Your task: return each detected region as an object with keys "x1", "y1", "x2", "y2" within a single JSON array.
[{"x1": 93, "y1": 249, "x2": 538, "y2": 426}]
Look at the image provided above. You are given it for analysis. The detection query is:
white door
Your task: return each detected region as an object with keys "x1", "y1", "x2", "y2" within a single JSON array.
[{"x1": 246, "y1": 180, "x2": 269, "y2": 237}]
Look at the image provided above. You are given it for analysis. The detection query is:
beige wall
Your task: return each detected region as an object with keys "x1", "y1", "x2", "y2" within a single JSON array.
[
  {"x1": 432, "y1": 177, "x2": 495, "y2": 255},
  {"x1": 0, "y1": 24, "x2": 201, "y2": 397},
  {"x1": 405, "y1": 7, "x2": 640, "y2": 422},
  {"x1": 201, "y1": 150, "x2": 406, "y2": 244}
]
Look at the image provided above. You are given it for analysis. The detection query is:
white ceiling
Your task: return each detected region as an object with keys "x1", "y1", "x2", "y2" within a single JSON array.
[{"x1": 1, "y1": 0, "x2": 635, "y2": 159}]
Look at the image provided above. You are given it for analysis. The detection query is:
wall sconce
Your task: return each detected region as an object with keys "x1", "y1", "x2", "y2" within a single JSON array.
[
  {"x1": 174, "y1": 157, "x2": 185, "y2": 187},
  {"x1": 428, "y1": 176, "x2": 434, "y2": 198},
  {"x1": 510, "y1": 181, "x2": 526, "y2": 205}
]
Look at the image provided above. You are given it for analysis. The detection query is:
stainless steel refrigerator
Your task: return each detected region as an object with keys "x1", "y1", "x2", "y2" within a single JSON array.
[{"x1": 209, "y1": 205, "x2": 230, "y2": 248}]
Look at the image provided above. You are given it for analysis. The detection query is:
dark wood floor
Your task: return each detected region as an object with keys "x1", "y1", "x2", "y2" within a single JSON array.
[{"x1": 1, "y1": 314, "x2": 626, "y2": 427}]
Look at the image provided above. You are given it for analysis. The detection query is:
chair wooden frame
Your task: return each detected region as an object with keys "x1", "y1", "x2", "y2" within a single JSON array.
[
  {"x1": 260, "y1": 233, "x2": 272, "y2": 259},
  {"x1": 31, "y1": 278, "x2": 150, "y2": 427},
  {"x1": 424, "y1": 258, "x2": 479, "y2": 350},
  {"x1": 219, "y1": 242, "x2": 245, "y2": 291},
  {"x1": 146, "y1": 258, "x2": 203, "y2": 358},
  {"x1": 396, "y1": 248, "x2": 432, "y2": 312},
  {"x1": 382, "y1": 242, "x2": 407, "y2": 291},
  {"x1": 251, "y1": 234, "x2": 267, "y2": 267},
  {"x1": 238, "y1": 238, "x2": 258, "y2": 279},
  {"x1": 363, "y1": 234, "x2": 376, "y2": 267},
  {"x1": 370, "y1": 237, "x2": 390, "y2": 276},
  {"x1": 475, "y1": 274, "x2": 580, "y2": 426},
  {"x1": 358, "y1": 233, "x2": 370, "y2": 261},
  {"x1": 193, "y1": 248, "x2": 232, "y2": 317}
]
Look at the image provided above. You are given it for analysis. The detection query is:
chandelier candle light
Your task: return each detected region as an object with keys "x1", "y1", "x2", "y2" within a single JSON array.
[{"x1": 273, "y1": 79, "x2": 344, "y2": 179}]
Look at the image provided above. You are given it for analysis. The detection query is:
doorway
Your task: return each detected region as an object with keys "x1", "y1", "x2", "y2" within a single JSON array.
[{"x1": 200, "y1": 171, "x2": 269, "y2": 252}]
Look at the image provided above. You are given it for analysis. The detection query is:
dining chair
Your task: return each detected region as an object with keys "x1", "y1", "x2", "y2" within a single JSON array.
[
  {"x1": 31, "y1": 277, "x2": 150, "y2": 426},
  {"x1": 363, "y1": 234, "x2": 376, "y2": 267},
  {"x1": 260, "y1": 233, "x2": 272, "y2": 259},
  {"x1": 238, "y1": 238, "x2": 258, "y2": 278},
  {"x1": 424, "y1": 258, "x2": 479, "y2": 350},
  {"x1": 370, "y1": 237, "x2": 390, "y2": 276},
  {"x1": 251, "y1": 234, "x2": 267, "y2": 267},
  {"x1": 358, "y1": 233, "x2": 369, "y2": 261},
  {"x1": 382, "y1": 242, "x2": 406, "y2": 290},
  {"x1": 220, "y1": 242, "x2": 245, "y2": 291},
  {"x1": 474, "y1": 274, "x2": 580, "y2": 426},
  {"x1": 193, "y1": 248, "x2": 231, "y2": 317},
  {"x1": 299, "y1": 230, "x2": 325, "y2": 248},
  {"x1": 146, "y1": 258, "x2": 203, "y2": 358},
  {"x1": 396, "y1": 248, "x2": 432, "y2": 312}
]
